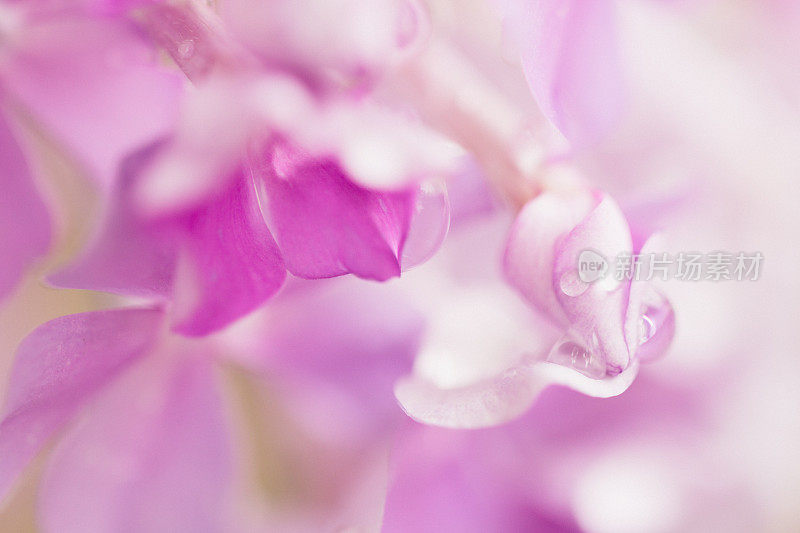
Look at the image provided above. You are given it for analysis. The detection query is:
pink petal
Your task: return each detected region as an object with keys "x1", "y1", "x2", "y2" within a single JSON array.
[
  {"x1": 0, "y1": 108, "x2": 51, "y2": 300},
  {"x1": 53, "y1": 145, "x2": 286, "y2": 335},
  {"x1": 503, "y1": 188, "x2": 595, "y2": 326},
  {"x1": 0, "y1": 308, "x2": 163, "y2": 503},
  {"x1": 394, "y1": 358, "x2": 639, "y2": 429},
  {"x1": 300, "y1": 102, "x2": 462, "y2": 192},
  {"x1": 39, "y1": 354, "x2": 232, "y2": 533},
  {"x1": 394, "y1": 366, "x2": 546, "y2": 429},
  {"x1": 383, "y1": 425, "x2": 571, "y2": 531},
  {"x1": 254, "y1": 144, "x2": 414, "y2": 281},
  {"x1": 223, "y1": 276, "x2": 422, "y2": 445},
  {"x1": 3, "y1": 15, "x2": 182, "y2": 187},
  {"x1": 132, "y1": 75, "x2": 276, "y2": 216},
  {"x1": 505, "y1": 189, "x2": 668, "y2": 376},
  {"x1": 383, "y1": 430, "x2": 513, "y2": 532},
  {"x1": 49, "y1": 143, "x2": 178, "y2": 298},
  {"x1": 219, "y1": 0, "x2": 421, "y2": 85},
  {"x1": 504, "y1": 0, "x2": 625, "y2": 143},
  {"x1": 551, "y1": 192, "x2": 634, "y2": 373},
  {"x1": 535, "y1": 359, "x2": 639, "y2": 398},
  {"x1": 170, "y1": 174, "x2": 286, "y2": 336}
]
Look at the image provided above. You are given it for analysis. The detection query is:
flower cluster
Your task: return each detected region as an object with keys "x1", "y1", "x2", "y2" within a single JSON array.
[{"x1": 1, "y1": 0, "x2": 796, "y2": 531}]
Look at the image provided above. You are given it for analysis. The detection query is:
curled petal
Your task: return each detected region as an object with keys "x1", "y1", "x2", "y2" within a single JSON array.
[
  {"x1": 0, "y1": 109, "x2": 51, "y2": 300},
  {"x1": 551, "y1": 192, "x2": 634, "y2": 373},
  {"x1": 503, "y1": 188, "x2": 595, "y2": 326},
  {"x1": 133, "y1": 73, "x2": 459, "y2": 217},
  {"x1": 0, "y1": 309, "x2": 162, "y2": 503},
  {"x1": 535, "y1": 359, "x2": 639, "y2": 398},
  {"x1": 393, "y1": 287, "x2": 553, "y2": 429},
  {"x1": 394, "y1": 366, "x2": 544, "y2": 429},
  {"x1": 254, "y1": 144, "x2": 414, "y2": 281},
  {"x1": 394, "y1": 358, "x2": 638, "y2": 429},
  {"x1": 505, "y1": 190, "x2": 635, "y2": 374},
  {"x1": 503, "y1": 187, "x2": 665, "y2": 389}
]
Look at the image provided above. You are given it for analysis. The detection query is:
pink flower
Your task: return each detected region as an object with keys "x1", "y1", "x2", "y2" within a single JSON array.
[
  {"x1": 47, "y1": 1, "x2": 455, "y2": 334},
  {"x1": 50, "y1": 124, "x2": 447, "y2": 335},
  {"x1": 0, "y1": 273, "x2": 427, "y2": 531},
  {"x1": 0, "y1": 2, "x2": 180, "y2": 299},
  {"x1": 503, "y1": 186, "x2": 675, "y2": 377},
  {"x1": 394, "y1": 182, "x2": 674, "y2": 429}
]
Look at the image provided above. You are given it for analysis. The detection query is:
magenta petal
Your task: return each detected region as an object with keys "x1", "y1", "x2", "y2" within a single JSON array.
[
  {"x1": 505, "y1": 0, "x2": 625, "y2": 143},
  {"x1": 49, "y1": 143, "x2": 177, "y2": 298},
  {"x1": 39, "y1": 355, "x2": 232, "y2": 533},
  {"x1": 4, "y1": 15, "x2": 182, "y2": 187},
  {"x1": 255, "y1": 146, "x2": 414, "y2": 281},
  {"x1": 503, "y1": 188, "x2": 595, "y2": 326},
  {"x1": 0, "y1": 309, "x2": 162, "y2": 503},
  {"x1": 170, "y1": 175, "x2": 286, "y2": 336},
  {"x1": 0, "y1": 109, "x2": 51, "y2": 300},
  {"x1": 52, "y1": 145, "x2": 286, "y2": 335}
]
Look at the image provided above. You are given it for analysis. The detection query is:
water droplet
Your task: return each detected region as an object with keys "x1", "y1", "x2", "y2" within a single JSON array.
[
  {"x1": 559, "y1": 270, "x2": 589, "y2": 297},
  {"x1": 548, "y1": 339, "x2": 607, "y2": 379},
  {"x1": 401, "y1": 181, "x2": 450, "y2": 270},
  {"x1": 178, "y1": 40, "x2": 195, "y2": 59},
  {"x1": 634, "y1": 290, "x2": 676, "y2": 362},
  {"x1": 639, "y1": 314, "x2": 656, "y2": 344}
]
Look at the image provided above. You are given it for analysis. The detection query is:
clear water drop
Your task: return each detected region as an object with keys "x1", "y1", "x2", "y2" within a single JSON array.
[
  {"x1": 178, "y1": 40, "x2": 195, "y2": 59},
  {"x1": 559, "y1": 270, "x2": 589, "y2": 297},
  {"x1": 547, "y1": 339, "x2": 607, "y2": 379},
  {"x1": 634, "y1": 290, "x2": 676, "y2": 362},
  {"x1": 639, "y1": 314, "x2": 656, "y2": 345},
  {"x1": 401, "y1": 181, "x2": 451, "y2": 270}
]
